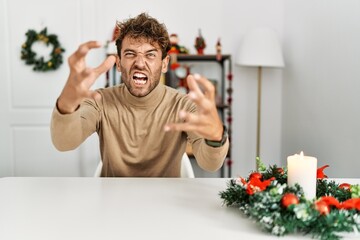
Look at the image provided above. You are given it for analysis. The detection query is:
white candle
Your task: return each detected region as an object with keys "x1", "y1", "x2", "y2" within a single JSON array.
[{"x1": 287, "y1": 151, "x2": 317, "y2": 199}]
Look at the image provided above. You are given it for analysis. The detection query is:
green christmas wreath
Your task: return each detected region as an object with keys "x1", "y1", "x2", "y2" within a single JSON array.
[
  {"x1": 21, "y1": 27, "x2": 65, "y2": 72},
  {"x1": 220, "y1": 158, "x2": 360, "y2": 240}
]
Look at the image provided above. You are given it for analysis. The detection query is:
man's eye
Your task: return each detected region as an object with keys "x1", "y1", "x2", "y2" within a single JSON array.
[
  {"x1": 124, "y1": 52, "x2": 135, "y2": 57},
  {"x1": 147, "y1": 53, "x2": 156, "y2": 58}
]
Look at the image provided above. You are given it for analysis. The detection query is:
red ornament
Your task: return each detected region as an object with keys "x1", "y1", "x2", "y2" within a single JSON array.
[
  {"x1": 227, "y1": 73, "x2": 233, "y2": 81},
  {"x1": 317, "y1": 165, "x2": 329, "y2": 179},
  {"x1": 226, "y1": 159, "x2": 233, "y2": 166},
  {"x1": 340, "y1": 198, "x2": 360, "y2": 211},
  {"x1": 276, "y1": 167, "x2": 284, "y2": 175},
  {"x1": 339, "y1": 183, "x2": 351, "y2": 190},
  {"x1": 249, "y1": 172, "x2": 262, "y2": 180},
  {"x1": 315, "y1": 200, "x2": 330, "y2": 215},
  {"x1": 170, "y1": 63, "x2": 180, "y2": 70},
  {"x1": 241, "y1": 176, "x2": 275, "y2": 195},
  {"x1": 281, "y1": 193, "x2": 299, "y2": 208},
  {"x1": 318, "y1": 196, "x2": 340, "y2": 208}
]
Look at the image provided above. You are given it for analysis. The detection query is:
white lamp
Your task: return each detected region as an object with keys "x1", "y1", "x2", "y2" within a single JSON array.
[{"x1": 236, "y1": 28, "x2": 284, "y2": 167}]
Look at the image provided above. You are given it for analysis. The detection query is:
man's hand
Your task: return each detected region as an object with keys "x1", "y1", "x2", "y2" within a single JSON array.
[
  {"x1": 57, "y1": 41, "x2": 116, "y2": 114},
  {"x1": 164, "y1": 74, "x2": 224, "y2": 141}
]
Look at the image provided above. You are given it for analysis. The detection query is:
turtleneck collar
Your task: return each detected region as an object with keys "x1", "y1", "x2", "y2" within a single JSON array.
[{"x1": 121, "y1": 83, "x2": 165, "y2": 108}]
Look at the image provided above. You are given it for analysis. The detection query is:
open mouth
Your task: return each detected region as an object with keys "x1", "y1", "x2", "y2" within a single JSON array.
[{"x1": 133, "y1": 72, "x2": 148, "y2": 85}]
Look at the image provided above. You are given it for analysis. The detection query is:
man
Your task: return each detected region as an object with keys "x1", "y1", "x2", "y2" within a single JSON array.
[{"x1": 51, "y1": 13, "x2": 229, "y2": 177}]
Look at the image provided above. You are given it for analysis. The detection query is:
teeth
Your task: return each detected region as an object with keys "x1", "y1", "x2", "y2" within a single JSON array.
[
  {"x1": 133, "y1": 72, "x2": 147, "y2": 85},
  {"x1": 134, "y1": 79, "x2": 146, "y2": 85},
  {"x1": 134, "y1": 73, "x2": 146, "y2": 78}
]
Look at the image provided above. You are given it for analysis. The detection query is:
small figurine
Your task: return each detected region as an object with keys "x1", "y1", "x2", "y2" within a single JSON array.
[
  {"x1": 169, "y1": 34, "x2": 180, "y2": 54},
  {"x1": 216, "y1": 38, "x2": 222, "y2": 61},
  {"x1": 194, "y1": 29, "x2": 206, "y2": 55},
  {"x1": 168, "y1": 33, "x2": 189, "y2": 55}
]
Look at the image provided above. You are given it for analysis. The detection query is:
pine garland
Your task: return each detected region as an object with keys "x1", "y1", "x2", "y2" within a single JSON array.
[
  {"x1": 21, "y1": 27, "x2": 65, "y2": 72},
  {"x1": 219, "y1": 164, "x2": 360, "y2": 240}
]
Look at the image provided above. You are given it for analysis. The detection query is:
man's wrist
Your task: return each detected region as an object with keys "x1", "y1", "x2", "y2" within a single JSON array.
[
  {"x1": 56, "y1": 98, "x2": 79, "y2": 114},
  {"x1": 205, "y1": 125, "x2": 228, "y2": 148}
]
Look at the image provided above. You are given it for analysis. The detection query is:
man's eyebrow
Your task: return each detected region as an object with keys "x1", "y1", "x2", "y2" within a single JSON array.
[
  {"x1": 123, "y1": 48, "x2": 136, "y2": 53},
  {"x1": 146, "y1": 48, "x2": 159, "y2": 53},
  {"x1": 123, "y1": 48, "x2": 159, "y2": 53}
]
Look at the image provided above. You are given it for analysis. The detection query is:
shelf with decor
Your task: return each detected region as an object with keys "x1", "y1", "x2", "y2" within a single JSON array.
[{"x1": 166, "y1": 54, "x2": 233, "y2": 178}]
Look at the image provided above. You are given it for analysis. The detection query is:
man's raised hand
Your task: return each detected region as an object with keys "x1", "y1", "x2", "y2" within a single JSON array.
[
  {"x1": 57, "y1": 41, "x2": 116, "y2": 114},
  {"x1": 164, "y1": 74, "x2": 224, "y2": 141}
]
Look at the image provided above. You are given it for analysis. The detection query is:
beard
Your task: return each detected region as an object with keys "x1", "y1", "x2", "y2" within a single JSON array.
[{"x1": 121, "y1": 65, "x2": 162, "y2": 97}]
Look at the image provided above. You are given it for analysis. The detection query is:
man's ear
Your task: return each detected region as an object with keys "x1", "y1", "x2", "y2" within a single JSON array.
[
  {"x1": 115, "y1": 55, "x2": 121, "y2": 71},
  {"x1": 161, "y1": 55, "x2": 170, "y2": 73}
]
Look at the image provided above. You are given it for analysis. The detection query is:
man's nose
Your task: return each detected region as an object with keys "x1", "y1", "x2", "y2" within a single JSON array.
[{"x1": 134, "y1": 55, "x2": 146, "y2": 68}]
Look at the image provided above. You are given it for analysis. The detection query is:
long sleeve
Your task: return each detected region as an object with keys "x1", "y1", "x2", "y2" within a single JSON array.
[
  {"x1": 50, "y1": 84, "x2": 228, "y2": 177},
  {"x1": 189, "y1": 133, "x2": 229, "y2": 172},
  {"x1": 50, "y1": 99, "x2": 100, "y2": 151}
]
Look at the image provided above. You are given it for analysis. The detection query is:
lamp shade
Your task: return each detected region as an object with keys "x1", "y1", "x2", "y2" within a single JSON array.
[{"x1": 236, "y1": 28, "x2": 284, "y2": 68}]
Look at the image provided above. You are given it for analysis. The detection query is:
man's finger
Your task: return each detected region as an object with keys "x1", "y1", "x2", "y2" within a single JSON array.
[
  {"x1": 193, "y1": 74, "x2": 215, "y2": 99},
  {"x1": 164, "y1": 122, "x2": 199, "y2": 133},
  {"x1": 94, "y1": 55, "x2": 117, "y2": 77},
  {"x1": 186, "y1": 74, "x2": 203, "y2": 97},
  {"x1": 179, "y1": 110, "x2": 200, "y2": 124},
  {"x1": 74, "y1": 41, "x2": 102, "y2": 59}
]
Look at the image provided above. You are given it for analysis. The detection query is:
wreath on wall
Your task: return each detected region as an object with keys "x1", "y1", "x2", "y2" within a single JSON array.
[{"x1": 21, "y1": 27, "x2": 65, "y2": 72}]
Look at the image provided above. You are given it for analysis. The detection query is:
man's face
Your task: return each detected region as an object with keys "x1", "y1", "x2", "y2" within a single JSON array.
[{"x1": 117, "y1": 36, "x2": 169, "y2": 97}]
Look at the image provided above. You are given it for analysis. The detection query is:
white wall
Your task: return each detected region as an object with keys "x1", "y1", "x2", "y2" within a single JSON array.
[
  {"x1": 0, "y1": 0, "x2": 283, "y2": 177},
  {"x1": 282, "y1": 0, "x2": 360, "y2": 177},
  {"x1": 223, "y1": 0, "x2": 284, "y2": 176}
]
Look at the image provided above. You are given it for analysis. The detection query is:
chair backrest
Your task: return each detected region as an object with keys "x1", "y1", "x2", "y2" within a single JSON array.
[
  {"x1": 93, "y1": 153, "x2": 195, "y2": 178},
  {"x1": 93, "y1": 160, "x2": 103, "y2": 177},
  {"x1": 180, "y1": 153, "x2": 195, "y2": 178}
]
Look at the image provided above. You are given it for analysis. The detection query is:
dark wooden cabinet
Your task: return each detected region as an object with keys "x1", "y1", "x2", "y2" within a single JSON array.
[{"x1": 168, "y1": 54, "x2": 233, "y2": 177}]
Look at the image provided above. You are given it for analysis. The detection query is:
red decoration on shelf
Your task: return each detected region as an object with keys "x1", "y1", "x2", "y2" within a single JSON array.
[
  {"x1": 194, "y1": 29, "x2": 206, "y2": 55},
  {"x1": 227, "y1": 97, "x2": 233, "y2": 104},
  {"x1": 227, "y1": 117, "x2": 232, "y2": 124},
  {"x1": 216, "y1": 38, "x2": 222, "y2": 61}
]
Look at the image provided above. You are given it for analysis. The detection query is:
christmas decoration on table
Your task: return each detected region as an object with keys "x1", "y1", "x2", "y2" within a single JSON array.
[
  {"x1": 21, "y1": 27, "x2": 65, "y2": 72},
  {"x1": 219, "y1": 158, "x2": 360, "y2": 240},
  {"x1": 194, "y1": 29, "x2": 206, "y2": 55}
]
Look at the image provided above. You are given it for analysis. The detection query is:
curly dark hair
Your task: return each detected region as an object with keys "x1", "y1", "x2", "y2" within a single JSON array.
[{"x1": 115, "y1": 13, "x2": 170, "y2": 59}]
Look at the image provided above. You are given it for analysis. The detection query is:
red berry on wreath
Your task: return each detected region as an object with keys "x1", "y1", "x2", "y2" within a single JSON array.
[
  {"x1": 276, "y1": 167, "x2": 284, "y2": 175},
  {"x1": 281, "y1": 193, "x2": 299, "y2": 208},
  {"x1": 315, "y1": 201, "x2": 330, "y2": 215},
  {"x1": 339, "y1": 183, "x2": 351, "y2": 190}
]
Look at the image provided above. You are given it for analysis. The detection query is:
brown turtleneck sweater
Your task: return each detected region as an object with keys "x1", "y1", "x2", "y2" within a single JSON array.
[{"x1": 51, "y1": 83, "x2": 228, "y2": 177}]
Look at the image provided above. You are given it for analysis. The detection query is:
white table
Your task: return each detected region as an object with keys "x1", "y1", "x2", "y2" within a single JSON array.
[{"x1": 0, "y1": 177, "x2": 358, "y2": 240}]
